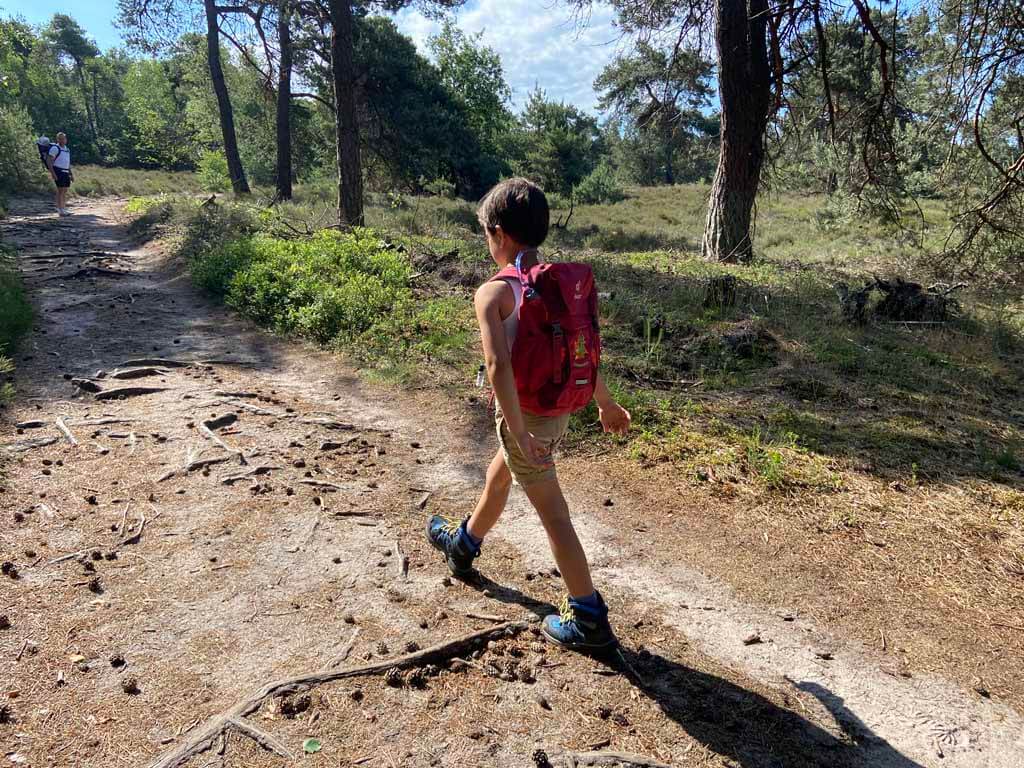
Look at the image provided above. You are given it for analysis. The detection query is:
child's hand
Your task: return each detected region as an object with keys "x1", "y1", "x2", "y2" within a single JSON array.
[
  {"x1": 599, "y1": 402, "x2": 631, "y2": 436},
  {"x1": 515, "y1": 430, "x2": 554, "y2": 468}
]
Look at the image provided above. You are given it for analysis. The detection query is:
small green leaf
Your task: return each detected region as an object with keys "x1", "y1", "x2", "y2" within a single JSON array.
[{"x1": 303, "y1": 737, "x2": 322, "y2": 754}]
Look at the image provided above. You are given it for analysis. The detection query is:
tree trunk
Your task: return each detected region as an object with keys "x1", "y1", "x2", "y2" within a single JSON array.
[
  {"x1": 75, "y1": 62, "x2": 100, "y2": 156},
  {"x1": 275, "y1": 0, "x2": 293, "y2": 201},
  {"x1": 664, "y1": 139, "x2": 675, "y2": 185},
  {"x1": 204, "y1": 0, "x2": 250, "y2": 194},
  {"x1": 701, "y1": 0, "x2": 771, "y2": 263},
  {"x1": 328, "y1": 0, "x2": 364, "y2": 226}
]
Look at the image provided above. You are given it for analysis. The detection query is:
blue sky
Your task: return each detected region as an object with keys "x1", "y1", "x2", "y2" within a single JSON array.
[{"x1": 0, "y1": 0, "x2": 623, "y2": 113}]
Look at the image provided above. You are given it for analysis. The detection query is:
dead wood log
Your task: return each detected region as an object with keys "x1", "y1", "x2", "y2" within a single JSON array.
[
  {"x1": 4, "y1": 436, "x2": 59, "y2": 452},
  {"x1": 146, "y1": 621, "x2": 530, "y2": 768},
  {"x1": 95, "y1": 386, "x2": 169, "y2": 401},
  {"x1": 14, "y1": 420, "x2": 47, "y2": 429},
  {"x1": 109, "y1": 368, "x2": 168, "y2": 380},
  {"x1": 54, "y1": 417, "x2": 78, "y2": 446}
]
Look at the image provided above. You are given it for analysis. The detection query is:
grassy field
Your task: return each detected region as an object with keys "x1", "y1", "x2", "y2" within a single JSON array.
[{"x1": 121, "y1": 178, "x2": 1024, "y2": 492}]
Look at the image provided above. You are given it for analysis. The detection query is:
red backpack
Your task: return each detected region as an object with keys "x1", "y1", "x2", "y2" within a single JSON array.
[{"x1": 492, "y1": 256, "x2": 601, "y2": 416}]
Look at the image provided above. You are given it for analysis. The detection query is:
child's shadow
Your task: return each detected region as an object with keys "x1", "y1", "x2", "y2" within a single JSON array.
[{"x1": 466, "y1": 574, "x2": 925, "y2": 768}]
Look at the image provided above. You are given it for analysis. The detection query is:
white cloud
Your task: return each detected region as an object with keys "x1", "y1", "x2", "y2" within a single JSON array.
[{"x1": 394, "y1": 0, "x2": 624, "y2": 114}]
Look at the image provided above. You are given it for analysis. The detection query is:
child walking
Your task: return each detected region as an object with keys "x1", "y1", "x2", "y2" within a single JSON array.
[{"x1": 427, "y1": 178, "x2": 631, "y2": 651}]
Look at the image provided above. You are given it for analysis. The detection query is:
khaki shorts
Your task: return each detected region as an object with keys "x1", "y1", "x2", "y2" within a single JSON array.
[{"x1": 495, "y1": 407, "x2": 570, "y2": 486}]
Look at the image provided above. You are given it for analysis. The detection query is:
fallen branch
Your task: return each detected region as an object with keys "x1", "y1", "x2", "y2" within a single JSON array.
[
  {"x1": 465, "y1": 613, "x2": 508, "y2": 623},
  {"x1": 120, "y1": 508, "x2": 146, "y2": 546},
  {"x1": 146, "y1": 621, "x2": 529, "y2": 768},
  {"x1": 54, "y1": 417, "x2": 78, "y2": 446},
  {"x1": 96, "y1": 386, "x2": 169, "y2": 401},
  {"x1": 14, "y1": 420, "x2": 46, "y2": 429}
]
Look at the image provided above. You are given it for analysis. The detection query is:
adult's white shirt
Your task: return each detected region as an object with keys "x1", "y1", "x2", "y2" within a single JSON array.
[{"x1": 49, "y1": 144, "x2": 71, "y2": 171}]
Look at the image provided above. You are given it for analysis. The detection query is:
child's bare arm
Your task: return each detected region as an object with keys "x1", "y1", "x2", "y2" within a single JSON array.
[
  {"x1": 594, "y1": 373, "x2": 631, "y2": 435},
  {"x1": 475, "y1": 282, "x2": 551, "y2": 467}
]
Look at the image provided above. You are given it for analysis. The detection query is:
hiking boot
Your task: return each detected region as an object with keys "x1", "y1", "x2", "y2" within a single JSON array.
[
  {"x1": 542, "y1": 593, "x2": 617, "y2": 652},
  {"x1": 426, "y1": 514, "x2": 479, "y2": 577}
]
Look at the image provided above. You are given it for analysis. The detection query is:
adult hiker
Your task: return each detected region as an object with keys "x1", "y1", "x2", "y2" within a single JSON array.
[{"x1": 45, "y1": 132, "x2": 73, "y2": 217}]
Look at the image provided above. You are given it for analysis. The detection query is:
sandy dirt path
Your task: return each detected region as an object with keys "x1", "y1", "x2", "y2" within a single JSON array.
[{"x1": 1, "y1": 198, "x2": 1021, "y2": 768}]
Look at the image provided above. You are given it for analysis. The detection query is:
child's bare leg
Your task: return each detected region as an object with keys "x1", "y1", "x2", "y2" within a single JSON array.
[
  {"x1": 467, "y1": 449, "x2": 513, "y2": 540},
  {"x1": 521, "y1": 476, "x2": 595, "y2": 598}
]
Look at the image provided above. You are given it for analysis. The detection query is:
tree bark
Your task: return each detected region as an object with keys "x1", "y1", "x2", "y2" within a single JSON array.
[
  {"x1": 701, "y1": 0, "x2": 771, "y2": 263},
  {"x1": 275, "y1": 0, "x2": 293, "y2": 201},
  {"x1": 204, "y1": 0, "x2": 250, "y2": 194},
  {"x1": 328, "y1": 0, "x2": 364, "y2": 226}
]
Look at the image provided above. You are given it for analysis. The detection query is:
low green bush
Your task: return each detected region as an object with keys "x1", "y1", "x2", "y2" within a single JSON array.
[
  {"x1": 198, "y1": 150, "x2": 231, "y2": 193},
  {"x1": 189, "y1": 227, "x2": 468, "y2": 367},
  {"x1": 0, "y1": 246, "x2": 32, "y2": 405},
  {"x1": 573, "y1": 161, "x2": 627, "y2": 205}
]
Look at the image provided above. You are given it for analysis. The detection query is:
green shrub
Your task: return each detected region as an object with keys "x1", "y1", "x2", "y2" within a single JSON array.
[
  {"x1": 198, "y1": 150, "x2": 231, "y2": 192},
  {"x1": 573, "y1": 161, "x2": 627, "y2": 205},
  {"x1": 0, "y1": 106, "x2": 47, "y2": 200},
  {"x1": 0, "y1": 247, "x2": 32, "y2": 406},
  {"x1": 420, "y1": 176, "x2": 457, "y2": 199}
]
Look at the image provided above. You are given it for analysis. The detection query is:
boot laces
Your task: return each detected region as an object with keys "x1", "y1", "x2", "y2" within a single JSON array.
[
  {"x1": 437, "y1": 514, "x2": 465, "y2": 538},
  {"x1": 558, "y1": 595, "x2": 576, "y2": 625}
]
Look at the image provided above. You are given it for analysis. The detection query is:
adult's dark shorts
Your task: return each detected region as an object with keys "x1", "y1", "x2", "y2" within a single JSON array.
[{"x1": 54, "y1": 169, "x2": 71, "y2": 188}]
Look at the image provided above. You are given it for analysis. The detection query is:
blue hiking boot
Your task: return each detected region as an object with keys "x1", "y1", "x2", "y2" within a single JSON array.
[
  {"x1": 426, "y1": 514, "x2": 480, "y2": 578},
  {"x1": 542, "y1": 593, "x2": 617, "y2": 652}
]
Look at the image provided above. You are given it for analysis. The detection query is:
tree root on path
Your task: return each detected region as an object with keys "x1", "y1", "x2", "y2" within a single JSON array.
[
  {"x1": 146, "y1": 621, "x2": 530, "y2": 768},
  {"x1": 549, "y1": 749, "x2": 674, "y2": 768},
  {"x1": 3, "y1": 436, "x2": 59, "y2": 452},
  {"x1": 96, "y1": 386, "x2": 169, "y2": 401},
  {"x1": 110, "y1": 367, "x2": 169, "y2": 380},
  {"x1": 158, "y1": 454, "x2": 234, "y2": 483}
]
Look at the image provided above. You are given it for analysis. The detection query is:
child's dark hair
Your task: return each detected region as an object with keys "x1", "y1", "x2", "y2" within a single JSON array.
[{"x1": 477, "y1": 178, "x2": 549, "y2": 248}]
